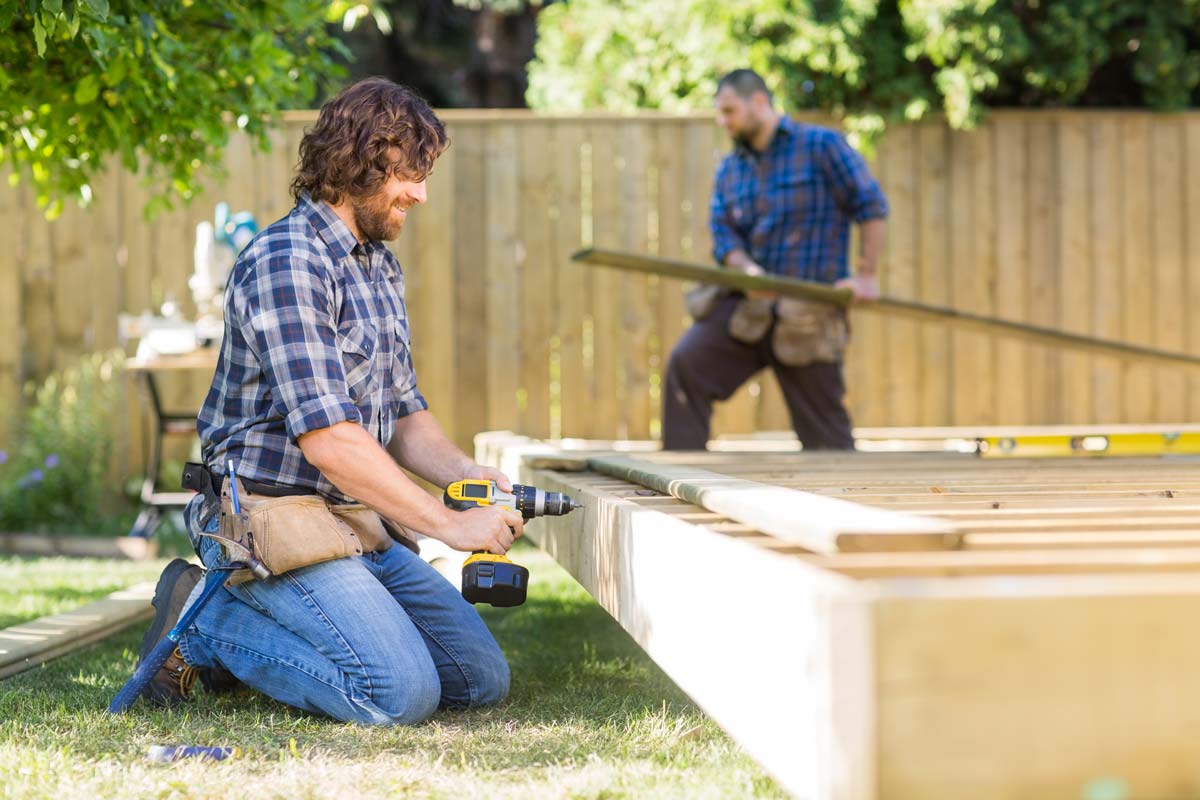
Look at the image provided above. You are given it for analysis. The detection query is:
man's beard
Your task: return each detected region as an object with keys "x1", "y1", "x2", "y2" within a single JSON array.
[
  {"x1": 732, "y1": 117, "x2": 763, "y2": 148},
  {"x1": 351, "y1": 193, "x2": 405, "y2": 242}
]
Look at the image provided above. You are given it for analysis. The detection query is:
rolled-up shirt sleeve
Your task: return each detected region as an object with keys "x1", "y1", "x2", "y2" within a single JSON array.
[
  {"x1": 235, "y1": 253, "x2": 362, "y2": 441},
  {"x1": 710, "y1": 159, "x2": 748, "y2": 265},
  {"x1": 821, "y1": 131, "x2": 889, "y2": 223},
  {"x1": 395, "y1": 383, "x2": 428, "y2": 419}
]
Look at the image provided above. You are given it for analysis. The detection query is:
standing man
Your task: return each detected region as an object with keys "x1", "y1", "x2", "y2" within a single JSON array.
[
  {"x1": 133, "y1": 78, "x2": 521, "y2": 725},
  {"x1": 662, "y1": 69, "x2": 888, "y2": 450}
]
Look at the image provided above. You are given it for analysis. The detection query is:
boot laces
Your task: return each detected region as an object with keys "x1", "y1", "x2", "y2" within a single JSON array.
[{"x1": 172, "y1": 647, "x2": 199, "y2": 699}]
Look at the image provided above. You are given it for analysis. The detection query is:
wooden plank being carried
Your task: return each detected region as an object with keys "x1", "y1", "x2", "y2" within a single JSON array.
[
  {"x1": 571, "y1": 248, "x2": 1200, "y2": 370},
  {"x1": 586, "y1": 454, "x2": 959, "y2": 553}
]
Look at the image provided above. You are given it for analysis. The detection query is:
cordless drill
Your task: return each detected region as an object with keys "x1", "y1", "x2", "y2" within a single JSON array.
[{"x1": 443, "y1": 479, "x2": 583, "y2": 607}]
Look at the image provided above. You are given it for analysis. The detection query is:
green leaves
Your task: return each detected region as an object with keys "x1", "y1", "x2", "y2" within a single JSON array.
[
  {"x1": 3, "y1": 1, "x2": 348, "y2": 217},
  {"x1": 33, "y1": 14, "x2": 48, "y2": 57},
  {"x1": 527, "y1": 0, "x2": 745, "y2": 112},
  {"x1": 528, "y1": 0, "x2": 1200, "y2": 139},
  {"x1": 73, "y1": 74, "x2": 100, "y2": 104}
]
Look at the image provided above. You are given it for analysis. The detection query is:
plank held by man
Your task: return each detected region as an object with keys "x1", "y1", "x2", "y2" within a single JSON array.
[{"x1": 571, "y1": 247, "x2": 1200, "y2": 371}]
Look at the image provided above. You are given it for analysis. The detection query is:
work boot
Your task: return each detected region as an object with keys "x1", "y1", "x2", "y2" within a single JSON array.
[
  {"x1": 138, "y1": 559, "x2": 244, "y2": 705},
  {"x1": 137, "y1": 559, "x2": 202, "y2": 706}
]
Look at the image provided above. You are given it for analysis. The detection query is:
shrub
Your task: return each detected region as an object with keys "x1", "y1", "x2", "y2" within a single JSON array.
[{"x1": 0, "y1": 350, "x2": 128, "y2": 534}]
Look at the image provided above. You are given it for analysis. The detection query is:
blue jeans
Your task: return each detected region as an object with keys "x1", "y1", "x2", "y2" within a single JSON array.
[{"x1": 178, "y1": 496, "x2": 509, "y2": 725}]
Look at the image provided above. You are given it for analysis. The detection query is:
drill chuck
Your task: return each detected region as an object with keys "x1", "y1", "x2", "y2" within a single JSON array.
[{"x1": 511, "y1": 484, "x2": 584, "y2": 519}]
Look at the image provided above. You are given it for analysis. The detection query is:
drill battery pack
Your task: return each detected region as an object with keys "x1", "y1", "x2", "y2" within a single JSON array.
[{"x1": 462, "y1": 552, "x2": 529, "y2": 607}]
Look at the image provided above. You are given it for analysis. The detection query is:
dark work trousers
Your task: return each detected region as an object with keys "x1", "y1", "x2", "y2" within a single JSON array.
[{"x1": 662, "y1": 294, "x2": 855, "y2": 451}]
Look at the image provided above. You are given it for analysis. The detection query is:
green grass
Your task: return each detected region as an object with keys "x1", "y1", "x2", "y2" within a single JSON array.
[
  {"x1": 0, "y1": 555, "x2": 176, "y2": 629},
  {"x1": 0, "y1": 544, "x2": 784, "y2": 799}
]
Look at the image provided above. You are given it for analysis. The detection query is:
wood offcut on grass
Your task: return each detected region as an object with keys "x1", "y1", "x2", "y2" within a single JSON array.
[{"x1": 0, "y1": 544, "x2": 783, "y2": 800}]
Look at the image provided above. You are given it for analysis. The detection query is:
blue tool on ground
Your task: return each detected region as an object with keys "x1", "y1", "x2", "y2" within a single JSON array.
[
  {"x1": 146, "y1": 745, "x2": 240, "y2": 763},
  {"x1": 108, "y1": 461, "x2": 269, "y2": 714}
]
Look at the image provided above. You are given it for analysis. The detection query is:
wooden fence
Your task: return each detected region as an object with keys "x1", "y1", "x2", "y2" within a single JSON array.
[{"x1": 2, "y1": 110, "x2": 1199, "y2": 475}]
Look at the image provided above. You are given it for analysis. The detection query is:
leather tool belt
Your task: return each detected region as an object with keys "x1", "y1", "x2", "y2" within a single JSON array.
[{"x1": 183, "y1": 463, "x2": 419, "y2": 585}]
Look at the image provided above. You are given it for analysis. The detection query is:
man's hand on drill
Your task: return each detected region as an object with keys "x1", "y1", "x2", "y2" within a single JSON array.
[
  {"x1": 439, "y1": 505, "x2": 524, "y2": 555},
  {"x1": 463, "y1": 463, "x2": 513, "y2": 493}
]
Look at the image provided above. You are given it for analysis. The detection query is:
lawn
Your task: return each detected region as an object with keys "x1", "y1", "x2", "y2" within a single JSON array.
[
  {"x1": 0, "y1": 555, "x2": 175, "y2": 629},
  {"x1": 0, "y1": 543, "x2": 784, "y2": 799}
]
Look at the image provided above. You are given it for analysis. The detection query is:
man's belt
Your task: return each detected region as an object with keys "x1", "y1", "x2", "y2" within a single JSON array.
[{"x1": 181, "y1": 461, "x2": 314, "y2": 503}]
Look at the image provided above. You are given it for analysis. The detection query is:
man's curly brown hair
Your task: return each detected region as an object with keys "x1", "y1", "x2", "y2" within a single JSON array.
[{"x1": 291, "y1": 78, "x2": 448, "y2": 205}]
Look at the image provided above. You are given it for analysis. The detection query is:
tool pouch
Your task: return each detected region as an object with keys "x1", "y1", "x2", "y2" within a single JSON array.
[
  {"x1": 219, "y1": 479, "x2": 387, "y2": 585},
  {"x1": 771, "y1": 296, "x2": 848, "y2": 367},
  {"x1": 381, "y1": 517, "x2": 422, "y2": 555},
  {"x1": 728, "y1": 296, "x2": 775, "y2": 344},
  {"x1": 684, "y1": 283, "x2": 725, "y2": 321}
]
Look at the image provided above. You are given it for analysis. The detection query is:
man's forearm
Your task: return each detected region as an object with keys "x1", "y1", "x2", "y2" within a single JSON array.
[
  {"x1": 387, "y1": 409, "x2": 474, "y2": 488},
  {"x1": 858, "y1": 218, "x2": 887, "y2": 276},
  {"x1": 298, "y1": 421, "x2": 453, "y2": 535}
]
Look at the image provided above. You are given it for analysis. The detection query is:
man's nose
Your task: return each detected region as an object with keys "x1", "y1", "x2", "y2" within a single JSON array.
[{"x1": 408, "y1": 180, "x2": 428, "y2": 205}]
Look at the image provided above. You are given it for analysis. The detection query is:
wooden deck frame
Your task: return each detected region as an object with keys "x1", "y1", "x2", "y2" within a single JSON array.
[{"x1": 477, "y1": 431, "x2": 1200, "y2": 799}]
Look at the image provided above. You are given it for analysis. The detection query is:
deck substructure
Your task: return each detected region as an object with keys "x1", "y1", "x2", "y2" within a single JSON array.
[{"x1": 478, "y1": 431, "x2": 1200, "y2": 799}]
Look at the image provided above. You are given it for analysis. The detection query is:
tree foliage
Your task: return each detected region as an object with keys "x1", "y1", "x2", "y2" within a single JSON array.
[
  {"x1": 527, "y1": 0, "x2": 744, "y2": 113},
  {"x1": 329, "y1": 0, "x2": 547, "y2": 109},
  {"x1": 528, "y1": 0, "x2": 1200, "y2": 141},
  {"x1": 1, "y1": 0, "x2": 351, "y2": 217}
]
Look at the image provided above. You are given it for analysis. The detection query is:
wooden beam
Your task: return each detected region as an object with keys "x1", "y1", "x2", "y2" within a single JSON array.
[
  {"x1": 481, "y1": 433, "x2": 1200, "y2": 797},
  {"x1": 0, "y1": 583, "x2": 154, "y2": 679},
  {"x1": 517, "y1": 465, "x2": 877, "y2": 800},
  {"x1": 572, "y1": 248, "x2": 1200, "y2": 370},
  {"x1": 585, "y1": 454, "x2": 960, "y2": 553},
  {"x1": 874, "y1": 577, "x2": 1200, "y2": 798}
]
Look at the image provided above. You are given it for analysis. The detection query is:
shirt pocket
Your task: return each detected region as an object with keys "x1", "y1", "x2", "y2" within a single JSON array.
[
  {"x1": 776, "y1": 169, "x2": 820, "y2": 215},
  {"x1": 336, "y1": 321, "x2": 380, "y2": 404}
]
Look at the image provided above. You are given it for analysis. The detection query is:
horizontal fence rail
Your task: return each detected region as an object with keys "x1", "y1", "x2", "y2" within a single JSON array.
[{"x1": 1, "y1": 110, "x2": 1198, "y2": 477}]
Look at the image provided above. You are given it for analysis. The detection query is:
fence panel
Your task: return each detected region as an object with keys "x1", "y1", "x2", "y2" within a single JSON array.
[{"x1": 2, "y1": 110, "x2": 1198, "y2": 475}]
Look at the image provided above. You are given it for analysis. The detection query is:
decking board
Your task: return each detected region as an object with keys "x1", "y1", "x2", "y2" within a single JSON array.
[{"x1": 479, "y1": 431, "x2": 1200, "y2": 798}]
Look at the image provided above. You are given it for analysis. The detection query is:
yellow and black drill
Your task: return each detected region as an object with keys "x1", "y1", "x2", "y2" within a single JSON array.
[{"x1": 443, "y1": 479, "x2": 583, "y2": 607}]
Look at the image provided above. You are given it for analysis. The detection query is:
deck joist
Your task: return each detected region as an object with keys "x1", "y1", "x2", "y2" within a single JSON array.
[{"x1": 477, "y1": 430, "x2": 1200, "y2": 799}]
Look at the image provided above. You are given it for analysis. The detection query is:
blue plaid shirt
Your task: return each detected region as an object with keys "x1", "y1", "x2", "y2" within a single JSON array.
[
  {"x1": 711, "y1": 117, "x2": 888, "y2": 283},
  {"x1": 198, "y1": 194, "x2": 427, "y2": 502}
]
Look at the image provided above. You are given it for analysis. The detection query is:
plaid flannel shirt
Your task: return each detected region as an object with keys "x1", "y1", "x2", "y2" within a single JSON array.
[
  {"x1": 198, "y1": 194, "x2": 427, "y2": 502},
  {"x1": 711, "y1": 117, "x2": 888, "y2": 283}
]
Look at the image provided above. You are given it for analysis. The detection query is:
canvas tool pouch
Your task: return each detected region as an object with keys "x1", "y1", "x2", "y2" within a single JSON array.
[
  {"x1": 219, "y1": 478, "x2": 394, "y2": 585},
  {"x1": 728, "y1": 296, "x2": 775, "y2": 344},
  {"x1": 771, "y1": 296, "x2": 848, "y2": 367},
  {"x1": 684, "y1": 283, "x2": 725, "y2": 321}
]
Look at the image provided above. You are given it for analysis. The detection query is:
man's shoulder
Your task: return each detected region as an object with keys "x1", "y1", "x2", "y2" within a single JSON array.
[
  {"x1": 237, "y1": 208, "x2": 328, "y2": 271},
  {"x1": 716, "y1": 148, "x2": 745, "y2": 176},
  {"x1": 231, "y1": 208, "x2": 330, "y2": 289},
  {"x1": 789, "y1": 120, "x2": 841, "y2": 149},
  {"x1": 245, "y1": 207, "x2": 323, "y2": 259}
]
